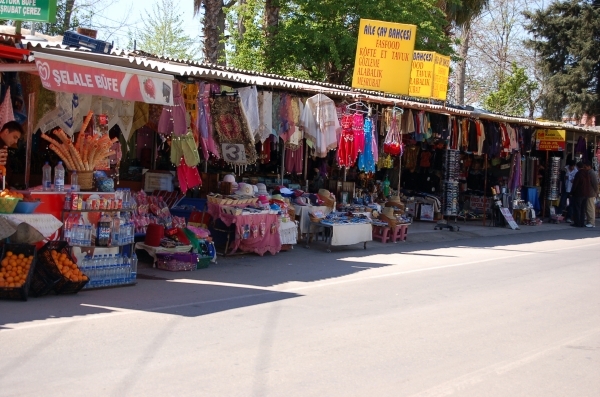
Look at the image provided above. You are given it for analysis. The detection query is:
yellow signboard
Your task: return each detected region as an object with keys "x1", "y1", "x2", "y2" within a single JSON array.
[
  {"x1": 432, "y1": 53, "x2": 450, "y2": 101},
  {"x1": 351, "y1": 19, "x2": 417, "y2": 95},
  {"x1": 536, "y1": 129, "x2": 566, "y2": 151},
  {"x1": 408, "y1": 51, "x2": 435, "y2": 98}
]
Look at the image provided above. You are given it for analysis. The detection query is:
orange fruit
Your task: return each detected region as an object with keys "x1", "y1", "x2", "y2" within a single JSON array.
[{"x1": 17, "y1": 253, "x2": 24, "y2": 259}]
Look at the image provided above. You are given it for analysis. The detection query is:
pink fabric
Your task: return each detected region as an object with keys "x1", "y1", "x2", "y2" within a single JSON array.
[
  {"x1": 177, "y1": 158, "x2": 202, "y2": 194},
  {"x1": 218, "y1": 212, "x2": 281, "y2": 256},
  {"x1": 158, "y1": 81, "x2": 187, "y2": 136},
  {"x1": 352, "y1": 113, "x2": 365, "y2": 158},
  {"x1": 207, "y1": 202, "x2": 251, "y2": 220},
  {"x1": 0, "y1": 87, "x2": 15, "y2": 128}
]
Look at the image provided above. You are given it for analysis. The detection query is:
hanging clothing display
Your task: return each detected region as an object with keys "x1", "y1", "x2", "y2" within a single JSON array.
[
  {"x1": 285, "y1": 144, "x2": 303, "y2": 174},
  {"x1": 301, "y1": 93, "x2": 339, "y2": 158},
  {"x1": 171, "y1": 132, "x2": 200, "y2": 167},
  {"x1": 238, "y1": 86, "x2": 259, "y2": 142},
  {"x1": 338, "y1": 114, "x2": 355, "y2": 167},
  {"x1": 257, "y1": 91, "x2": 273, "y2": 143},
  {"x1": 357, "y1": 117, "x2": 376, "y2": 173},
  {"x1": 210, "y1": 95, "x2": 258, "y2": 169},
  {"x1": 158, "y1": 81, "x2": 187, "y2": 136},
  {"x1": 352, "y1": 113, "x2": 365, "y2": 158},
  {"x1": 197, "y1": 82, "x2": 220, "y2": 159},
  {"x1": 177, "y1": 157, "x2": 202, "y2": 194}
]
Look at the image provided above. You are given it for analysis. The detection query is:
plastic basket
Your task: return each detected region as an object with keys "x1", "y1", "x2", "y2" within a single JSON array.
[
  {"x1": 62, "y1": 31, "x2": 113, "y2": 54},
  {"x1": 14, "y1": 200, "x2": 41, "y2": 214},
  {"x1": 0, "y1": 197, "x2": 20, "y2": 214},
  {"x1": 0, "y1": 243, "x2": 37, "y2": 301},
  {"x1": 30, "y1": 241, "x2": 88, "y2": 296}
]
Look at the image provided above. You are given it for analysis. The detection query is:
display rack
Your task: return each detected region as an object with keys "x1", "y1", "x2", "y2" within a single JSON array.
[{"x1": 61, "y1": 208, "x2": 137, "y2": 289}]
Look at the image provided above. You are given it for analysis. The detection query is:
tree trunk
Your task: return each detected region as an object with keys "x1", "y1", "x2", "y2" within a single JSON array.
[
  {"x1": 264, "y1": 0, "x2": 280, "y2": 71},
  {"x1": 456, "y1": 23, "x2": 471, "y2": 106},
  {"x1": 203, "y1": 0, "x2": 227, "y2": 65},
  {"x1": 62, "y1": 0, "x2": 76, "y2": 34},
  {"x1": 237, "y1": 0, "x2": 246, "y2": 40}
]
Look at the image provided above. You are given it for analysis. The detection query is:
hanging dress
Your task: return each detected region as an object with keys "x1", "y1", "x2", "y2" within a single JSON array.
[
  {"x1": 352, "y1": 113, "x2": 365, "y2": 161},
  {"x1": 358, "y1": 117, "x2": 376, "y2": 173},
  {"x1": 338, "y1": 114, "x2": 354, "y2": 167}
]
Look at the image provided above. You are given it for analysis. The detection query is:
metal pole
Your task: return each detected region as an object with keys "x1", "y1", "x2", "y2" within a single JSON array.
[
  {"x1": 483, "y1": 154, "x2": 488, "y2": 226},
  {"x1": 24, "y1": 92, "x2": 36, "y2": 188},
  {"x1": 303, "y1": 139, "x2": 308, "y2": 190},
  {"x1": 542, "y1": 150, "x2": 548, "y2": 219},
  {"x1": 280, "y1": 138, "x2": 285, "y2": 185}
]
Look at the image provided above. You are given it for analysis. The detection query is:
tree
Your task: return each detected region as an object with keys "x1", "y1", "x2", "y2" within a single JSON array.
[
  {"x1": 483, "y1": 62, "x2": 538, "y2": 115},
  {"x1": 525, "y1": 0, "x2": 600, "y2": 123},
  {"x1": 194, "y1": 0, "x2": 236, "y2": 65},
  {"x1": 132, "y1": 0, "x2": 200, "y2": 60},
  {"x1": 227, "y1": 0, "x2": 453, "y2": 84}
]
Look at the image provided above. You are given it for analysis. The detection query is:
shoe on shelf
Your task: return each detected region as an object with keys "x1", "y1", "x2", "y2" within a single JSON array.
[{"x1": 585, "y1": 224, "x2": 594, "y2": 228}]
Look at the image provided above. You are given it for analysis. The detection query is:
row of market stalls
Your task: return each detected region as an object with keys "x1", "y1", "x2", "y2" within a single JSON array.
[{"x1": 0, "y1": 29, "x2": 599, "y2": 299}]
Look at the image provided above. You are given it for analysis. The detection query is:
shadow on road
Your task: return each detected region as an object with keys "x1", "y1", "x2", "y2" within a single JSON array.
[{"x1": 1, "y1": 226, "x2": 598, "y2": 329}]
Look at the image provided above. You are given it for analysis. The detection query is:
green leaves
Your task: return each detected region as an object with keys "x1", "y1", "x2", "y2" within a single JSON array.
[
  {"x1": 524, "y1": 0, "x2": 600, "y2": 122},
  {"x1": 483, "y1": 62, "x2": 537, "y2": 116},
  {"x1": 226, "y1": 0, "x2": 453, "y2": 85}
]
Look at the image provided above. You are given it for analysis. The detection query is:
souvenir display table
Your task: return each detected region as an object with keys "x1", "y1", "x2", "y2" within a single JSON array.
[
  {"x1": 217, "y1": 212, "x2": 281, "y2": 256},
  {"x1": 293, "y1": 205, "x2": 331, "y2": 236},
  {"x1": 0, "y1": 214, "x2": 63, "y2": 244},
  {"x1": 278, "y1": 219, "x2": 298, "y2": 245},
  {"x1": 306, "y1": 221, "x2": 372, "y2": 252},
  {"x1": 134, "y1": 242, "x2": 193, "y2": 265}
]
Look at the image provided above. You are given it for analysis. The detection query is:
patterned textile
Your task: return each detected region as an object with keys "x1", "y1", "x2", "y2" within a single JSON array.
[
  {"x1": 301, "y1": 93, "x2": 340, "y2": 158},
  {"x1": 210, "y1": 96, "x2": 258, "y2": 166},
  {"x1": 0, "y1": 87, "x2": 15, "y2": 128},
  {"x1": 257, "y1": 91, "x2": 273, "y2": 143},
  {"x1": 158, "y1": 81, "x2": 187, "y2": 136},
  {"x1": 131, "y1": 102, "x2": 149, "y2": 133}
]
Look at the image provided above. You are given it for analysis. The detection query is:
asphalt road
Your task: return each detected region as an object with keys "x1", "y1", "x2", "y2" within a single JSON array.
[{"x1": 1, "y1": 228, "x2": 599, "y2": 397}]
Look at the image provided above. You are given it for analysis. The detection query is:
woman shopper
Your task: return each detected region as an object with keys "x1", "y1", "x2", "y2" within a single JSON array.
[
  {"x1": 570, "y1": 161, "x2": 591, "y2": 227},
  {"x1": 558, "y1": 160, "x2": 577, "y2": 222}
]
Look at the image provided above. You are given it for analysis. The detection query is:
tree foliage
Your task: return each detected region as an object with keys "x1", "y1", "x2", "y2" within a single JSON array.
[
  {"x1": 524, "y1": 0, "x2": 600, "y2": 123},
  {"x1": 132, "y1": 0, "x2": 200, "y2": 60},
  {"x1": 483, "y1": 62, "x2": 538, "y2": 115},
  {"x1": 226, "y1": 0, "x2": 453, "y2": 85}
]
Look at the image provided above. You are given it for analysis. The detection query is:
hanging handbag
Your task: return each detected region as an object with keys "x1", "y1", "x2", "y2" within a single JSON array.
[{"x1": 383, "y1": 113, "x2": 403, "y2": 156}]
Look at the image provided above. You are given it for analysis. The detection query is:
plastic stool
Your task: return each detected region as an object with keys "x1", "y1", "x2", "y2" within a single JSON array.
[
  {"x1": 391, "y1": 224, "x2": 408, "y2": 242},
  {"x1": 372, "y1": 225, "x2": 391, "y2": 243}
]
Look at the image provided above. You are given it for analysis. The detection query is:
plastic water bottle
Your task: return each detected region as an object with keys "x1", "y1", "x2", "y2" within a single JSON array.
[
  {"x1": 54, "y1": 161, "x2": 65, "y2": 192},
  {"x1": 76, "y1": 216, "x2": 85, "y2": 246},
  {"x1": 123, "y1": 254, "x2": 131, "y2": 282},
  {"x1": 112, "y1": 214, "x2": 121, "y2": 246},
  {"x1": 71, "y1": 170, "x2": 79, "y2": 192},
  {"x1": 42, "y1": 162, "x2": 52, "y2": 191},
  {"x1": 130, "y1": 252, "x2": 138, "y2": 281},
  {"x1": 85, "y1": 225, "x2": 92, "y2": 246}
]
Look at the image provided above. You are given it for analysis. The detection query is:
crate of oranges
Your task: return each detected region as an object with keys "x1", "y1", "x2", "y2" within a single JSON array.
[
  {"x1": 0, "y1": 243, "x2": 37, "y2": 301},
  {"x1": 30, "y1": 241, "x2": 89, "y2": 296}
]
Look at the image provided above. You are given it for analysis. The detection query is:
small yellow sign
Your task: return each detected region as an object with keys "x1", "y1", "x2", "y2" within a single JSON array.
[
  {"x1": 432, "y1": 53, "x2": 450, "y2": 101},
  {"x1": 408, "y1": 51, "x2": 435, "y2": 98},
  {"x1": 351, "y1": 19, "x2": 417, "y2": 95},
  {"x1": 536, "y1": 129, "x2": 566, "y2": 151}
]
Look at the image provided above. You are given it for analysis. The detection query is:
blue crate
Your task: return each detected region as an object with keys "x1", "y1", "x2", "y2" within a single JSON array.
[
  {"x1": 171, "y1": 198, "x2": 207, "y2": 222},
  {"x1": 62, "y1": 31, "x2": 113, "y2": 54}
]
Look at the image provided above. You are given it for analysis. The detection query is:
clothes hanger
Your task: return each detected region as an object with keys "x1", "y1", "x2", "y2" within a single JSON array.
[{"x1": 345, "y1": 100, "x2": 370, "y2": 114}]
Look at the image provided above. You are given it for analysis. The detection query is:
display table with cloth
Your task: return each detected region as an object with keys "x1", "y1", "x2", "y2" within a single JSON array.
[
  {"x1": 306, "y1": 222, "x2": 372, "y2": 252},
  {"x1": 278, "y1": 220, "x2": 298, "y2": 245},
  {"x1": 293, "y1": 205, "x2": 331, "y2": 236},
  {"x1": 207, "y1": 202, "x2": 252, "y2": 220},
  {"x1": 0, "y1": 214, "x2": 63, "y2": 244},
  {"x1": 521, "y1": 187, "x2": 541, "y2": 212},
  {"x1": 135, "y1": 242, "x2": 193, "y2": 266},
  {"x1": 217, "y1": 212, "x2": 281, "y2": 256}
]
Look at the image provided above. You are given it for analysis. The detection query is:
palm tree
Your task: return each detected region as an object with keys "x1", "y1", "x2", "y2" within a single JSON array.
[
  {"x1": 442, "y1": 0, "x2": 489, "y2": 105},
  {"x1": 194, "y1": 0, "x2": 236, "y2": 65}
]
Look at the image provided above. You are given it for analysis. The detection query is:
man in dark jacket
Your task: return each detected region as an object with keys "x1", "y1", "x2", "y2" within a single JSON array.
[
  {"x1": 585, "y1": 161, "x2": 598, "y2": 227},
  {"x1": 570, "y1": 161, "x2": 591, "y2": 227}
]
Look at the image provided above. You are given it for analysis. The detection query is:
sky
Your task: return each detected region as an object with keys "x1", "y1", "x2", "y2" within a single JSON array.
[{"x1": 88, "y1": 0, "x2": 204, "y2": 50}]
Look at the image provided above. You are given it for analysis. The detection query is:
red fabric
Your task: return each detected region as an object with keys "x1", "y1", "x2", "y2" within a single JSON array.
[{"x1": 338, "y1": 114, "x2": 354, "y2": 167}]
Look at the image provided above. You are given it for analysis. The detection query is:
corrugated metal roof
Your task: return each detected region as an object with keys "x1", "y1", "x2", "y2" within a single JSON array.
[{"x1": 18, "y1": 40, "x2": 600, "y2": 135}]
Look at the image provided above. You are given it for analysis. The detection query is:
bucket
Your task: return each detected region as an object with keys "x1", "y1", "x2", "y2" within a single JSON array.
[
  {"x1": 144, "y1": 224, "x2": 164, "y2": 247},
  {"x1": 78, "y1": 171, "x2": 94, "y2": 191}
]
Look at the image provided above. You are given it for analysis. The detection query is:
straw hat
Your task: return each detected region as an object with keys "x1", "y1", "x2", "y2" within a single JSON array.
[
  {"x1": 382, "y1": 207, "x2": 396, "y2": 218},
  {"x1": 271, "y1": 194, "x2": 284, "y2": 201},
  {"x1": 318, "y1": 189, "x2": 331, "y2": 198},
  {"x1": 234, "y1": 183, "x2": 254, "y2": 196},
  {"x1": 256, "y1": 183, "x2": 268, "y2": 195},
  {"x1": 223, "y1": 174, "x2": 236, "y2": 184},
  {"x1": 389, "y1": 195, "x2": 402, "y2": 204}
]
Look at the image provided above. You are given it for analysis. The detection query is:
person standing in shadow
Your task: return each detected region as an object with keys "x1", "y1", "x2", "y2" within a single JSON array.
[{"x1": 570, "y1": 161, "x2": 591, "y2": 227}]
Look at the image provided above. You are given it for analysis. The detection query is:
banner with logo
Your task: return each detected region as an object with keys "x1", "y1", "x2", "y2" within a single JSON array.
[
  {"x1": 408, "y1": 51, "x2": 435, "y2": 98},
  {"x1": 0, "y1": 0, "x2": 57, "y2": 22},
  {"x1": 351, "y1": 19, "x2": 417, "y2": 95},
  {"x1": 432, "y1": 53, "x2": 450, "y2": 101},
  {"x1": 536, "y1": 129, "x2": 566, "y2": 151},
  {"x1": 33, "y1": 52, "x2": 174, "y2": 106}
]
